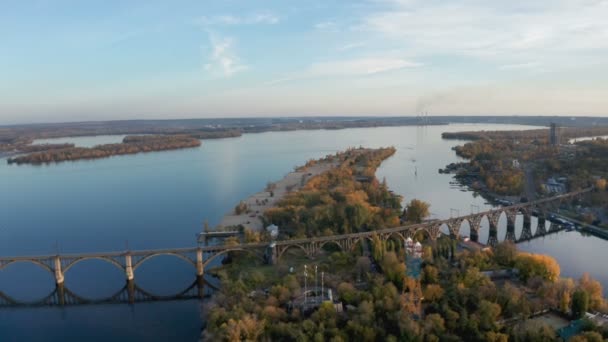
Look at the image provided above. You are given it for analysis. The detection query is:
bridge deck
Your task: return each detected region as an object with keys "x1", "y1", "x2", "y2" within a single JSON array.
[{"x1": 0, "y1": 188, "x2": 591, "y2": 262}]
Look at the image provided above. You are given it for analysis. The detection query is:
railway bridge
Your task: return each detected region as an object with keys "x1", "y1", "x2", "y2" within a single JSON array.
[{"x1": 0, "y1": 188, "x2": 591, "y2": 306}]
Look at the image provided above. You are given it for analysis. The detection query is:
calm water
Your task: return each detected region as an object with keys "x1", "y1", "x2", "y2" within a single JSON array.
[{"x1": 1, "y1": 124, "x2": 606, "y2": 341}]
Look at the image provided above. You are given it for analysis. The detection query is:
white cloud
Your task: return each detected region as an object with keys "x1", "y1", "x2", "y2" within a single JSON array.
[
  {"x1": 203, "y1": 33, "x2": 247, "y2": 77},
  {"x1": 337, "y1": 42, "x2": 365, "y2": 51},
  {"x1": 198, "y1": 12, "x2": 280, "y2": 26},
  {"x1": 360, "y1": 0, "x2": 608, "y2": 63}
]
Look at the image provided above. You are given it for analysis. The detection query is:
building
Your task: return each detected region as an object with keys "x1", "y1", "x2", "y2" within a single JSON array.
[
  {"x1": 550, "y1": 123, "x2": 560, "y2": 145},
  {"x1": 266, "y1": 224, "x2": 279, "y2": 239},
  {"x1": 543, "y1": 177, "x2": 567, "y2": 194}
]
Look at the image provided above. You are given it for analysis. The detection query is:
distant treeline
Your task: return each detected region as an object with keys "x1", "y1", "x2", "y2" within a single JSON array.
[
  {"x1": 7, "y1": 135, "x2": 201, "y2": 165},
  {"x1": 442, "y1": 126, "x2": 608, "y2": 141}
]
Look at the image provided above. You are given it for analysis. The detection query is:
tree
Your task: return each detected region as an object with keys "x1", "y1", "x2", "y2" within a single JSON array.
[
  {"x1": 422, "y1": 265, "x2": 439, "y2": 284},
  {"x1": 404, "y1": 199, "x2": 430, "y2": 223},
  {"x1": 572, "y1": 290, "x2": 589, "y2": 318},
  {"x1": 493, "y1": 242, "x2": 517, "y2": 267},
  {"x1": 579, "y1": 273, "x2": 604, "y2": 310},
  {"x1": 423, "y1": 314, "x2": 445, "y2": 336},
  {"x1": 515, "y1": 253, "x2": 560, "y2": 282},
  {"x1": 423, "y1": 284, "x2": 444, "y2": 302},
  {"x1": 570, "y1": 331, "x2": 603, "y2": 342}
]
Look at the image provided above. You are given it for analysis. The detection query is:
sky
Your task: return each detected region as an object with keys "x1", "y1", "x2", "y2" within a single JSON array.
[{"x1": 1, "y1": 0, "x2": 608, "y2": 124}]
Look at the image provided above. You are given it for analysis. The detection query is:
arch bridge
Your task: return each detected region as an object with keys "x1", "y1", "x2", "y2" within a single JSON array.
[{"x1": 0, "y1": 189, "x2": 591, "y2": 295}]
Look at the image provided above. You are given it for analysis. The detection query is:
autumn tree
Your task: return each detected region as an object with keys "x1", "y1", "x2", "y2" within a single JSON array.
[
  {"x1": 404, "y1": 199, "x2": 430, "y2": 223},
  {"x1": 492, "y1": 242, "x2": 517, "y2": 267},
  {"x1": 515, "y1": 253, "x2": 560, "y2": 282},
  {"x1": 579, "y1": 273, "x2": 604, "y2": 310},
  {"x1": 572, "y1": 290, "x2": 589, "y2": 318}
]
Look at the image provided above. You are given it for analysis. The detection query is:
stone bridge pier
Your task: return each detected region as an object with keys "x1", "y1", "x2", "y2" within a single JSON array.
[{"x1": 54, "y1": 256, "x2": 64, "y2": 285}]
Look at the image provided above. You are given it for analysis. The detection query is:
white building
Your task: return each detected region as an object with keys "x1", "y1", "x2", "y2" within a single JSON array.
[{"x1": 266, "y1": 224, "x2": 279, "y2": 239}]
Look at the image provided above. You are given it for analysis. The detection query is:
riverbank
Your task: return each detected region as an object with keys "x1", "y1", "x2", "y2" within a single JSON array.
[{"x1": 218, "y1": 158, "x2": 339, "y2": 231}]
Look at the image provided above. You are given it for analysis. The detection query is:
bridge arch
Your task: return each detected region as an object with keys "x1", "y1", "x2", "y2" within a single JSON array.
[
  {"x1": 133, "y1": 252, "x2": 196, "y2": 271},
  {"x1": 387, "y1": 231, "x2": 406, "y2": 244},
  {"x1": 348, "y1": 236, "x2": 374, "y2": 252},
  {"x1": 63, "y1": 256, "x2": 125, "y2": 274},
  {"x1": 413, "y1": 226, "x2": 435, "y2": 241},
  {"x1": 0, "y1": 260, "x2": 54, "y2": 275},
  {"x1": 318, "y1": 240, "x2": 344, "y2": 252},
  {"x1": 203, "y1": 248, "x2": 264, "y2": 268},
  {"x1": 277, "y1": 244, "x2": 310, "y2": 260}
]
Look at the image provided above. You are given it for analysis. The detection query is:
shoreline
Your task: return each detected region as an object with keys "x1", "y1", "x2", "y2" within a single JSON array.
[{"x1": 217, "y1": 157, "x2": 339, "y2": 232}]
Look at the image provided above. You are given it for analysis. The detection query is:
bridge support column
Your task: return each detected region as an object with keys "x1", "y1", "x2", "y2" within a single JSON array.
[
  {"x1": 197, "y1": 275, "x2": 205, "y2": 299},
  {"x1": 56, "y1": 282, "x2": 65, "y2": 306},
  {"x1": 125, "y1": 254, "x2": 134, "y2": 281},
  {"x1": 127, "y1": 279, "x2": 135, "y2": 304},
  {"x1": 54, "y1": 256, "x2": 64, "y2": 285},
  {"x1": 196, "y1": 248, "x2": 204, "y2": 277}
]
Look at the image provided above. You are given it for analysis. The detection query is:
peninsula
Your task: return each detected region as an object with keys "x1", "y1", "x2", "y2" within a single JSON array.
[{"x1": 215, "y1": 147, "x2": 402, "y2": 237}]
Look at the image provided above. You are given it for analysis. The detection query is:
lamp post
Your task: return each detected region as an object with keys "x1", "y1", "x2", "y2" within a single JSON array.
[
  {"x1": 321, "y1": 271, "x2": 324, "y2": 302},
  {"x1": 315, "y1": 265, "x2": 318, "y2": 303},
  {"x1": 304, "y1": 265, "x2": 308, "y2": 307}
]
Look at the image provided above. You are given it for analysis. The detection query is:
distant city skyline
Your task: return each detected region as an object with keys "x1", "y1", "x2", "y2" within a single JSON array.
[{"x1": 1, "y1": 0, "x2": 608, "y2": 124}]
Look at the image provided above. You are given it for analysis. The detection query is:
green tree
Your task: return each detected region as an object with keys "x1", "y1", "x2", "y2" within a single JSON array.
[
  {"x1": 493, "y1": 242, "x2": 517, "y2": 266},
  {"x1": 572, "y1": 290, "x2": 589, "y2": 318},
  {"x1": 405, "y1": 199, "x2": 431, "y2": 223}
]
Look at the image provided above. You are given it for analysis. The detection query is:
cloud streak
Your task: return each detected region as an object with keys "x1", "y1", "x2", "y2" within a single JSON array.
[{"x1": 203, "y1": 33, "x2": 247, "y2": 77}]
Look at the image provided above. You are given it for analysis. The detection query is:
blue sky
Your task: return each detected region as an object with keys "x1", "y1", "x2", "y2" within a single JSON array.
[{"x1": 1, "y1": 0, "x2": 608, "y2": 124}]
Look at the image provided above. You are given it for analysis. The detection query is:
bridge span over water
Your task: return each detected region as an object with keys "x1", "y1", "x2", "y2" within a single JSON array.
[{"x1": 0, "y1": 188, "x2": 591, "y2": 307}]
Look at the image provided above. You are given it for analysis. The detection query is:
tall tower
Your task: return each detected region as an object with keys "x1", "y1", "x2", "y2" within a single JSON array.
[{"x1": 550, "y1": 123, "x2": 559, "y2": 146}]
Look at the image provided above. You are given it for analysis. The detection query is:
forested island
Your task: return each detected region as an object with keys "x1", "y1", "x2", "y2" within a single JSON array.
[
  {"x1": 7, "y1": 135, "x2": 201, "y2": 165},
  {"x1": 263, "y1": 147, "x2": 403, "y2": 238},
  {"x1": 202, "y1": 148, "x2": 608, "y2": 341}
]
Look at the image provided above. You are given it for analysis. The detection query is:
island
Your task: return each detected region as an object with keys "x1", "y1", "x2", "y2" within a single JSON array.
[
  {"x1": 7, "y1": 135, "x2": 201, "y2": 165},
  {"x1": 200, "y1": 147, "x2": 608, "y2": 341}
]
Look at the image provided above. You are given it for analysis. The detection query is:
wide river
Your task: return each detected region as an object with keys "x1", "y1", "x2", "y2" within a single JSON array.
[{"x1": 0, "y1": 124, "x2": 606, "y2": 341}]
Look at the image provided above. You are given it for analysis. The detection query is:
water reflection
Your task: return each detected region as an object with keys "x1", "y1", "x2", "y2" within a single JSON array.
[{"x1": 0, "y1": 276, "x2": 216, "y2": 308}]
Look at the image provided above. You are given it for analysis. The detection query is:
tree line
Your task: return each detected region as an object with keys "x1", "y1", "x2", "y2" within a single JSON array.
[{"x1": 7, "y1": 135, "x2": 201, "y2": 165}]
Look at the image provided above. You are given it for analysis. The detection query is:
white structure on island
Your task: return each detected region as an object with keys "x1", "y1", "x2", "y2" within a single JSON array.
[
  {"x1": 405, "y1": 237, "x2": 423, "y2": 258},
  {"x1": 266, "y1": 224, "x2": 279, "y2": 239}
]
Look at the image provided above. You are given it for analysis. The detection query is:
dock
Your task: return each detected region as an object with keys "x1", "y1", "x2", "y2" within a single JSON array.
[{"x1": 197, "y1": 231, "x2": 240, "y2": 244}]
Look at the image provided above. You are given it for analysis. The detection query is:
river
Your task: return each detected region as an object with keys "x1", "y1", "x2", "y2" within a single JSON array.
[{"x1": 0, "y1": 124, "x2": 606, "y2": 341}]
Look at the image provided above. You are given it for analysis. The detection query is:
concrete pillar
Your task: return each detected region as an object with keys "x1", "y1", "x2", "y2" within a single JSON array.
[
  {"x1": 54, "y1": 256, "x2": 64, "y2": 285},
  {"x1": 196, "y1": 248, "x2": 204, "y2": 277},
  {"x1": 56, "y1": 282, "x2": 65, "y2": 306},
  {"x1": 125, "y1": 254, "x2": 134, "y2": 281},
  {"x1": 127, "y1": 279, "x2": 135, "y2": 304},
  {"x1": 197, "y1": 274, "x2": 205, "y2": 298}
]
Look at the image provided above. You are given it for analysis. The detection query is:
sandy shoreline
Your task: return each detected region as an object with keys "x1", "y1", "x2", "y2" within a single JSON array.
[{"x1": 218, "y1": 160, "x2": 338, "y2": 231}]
